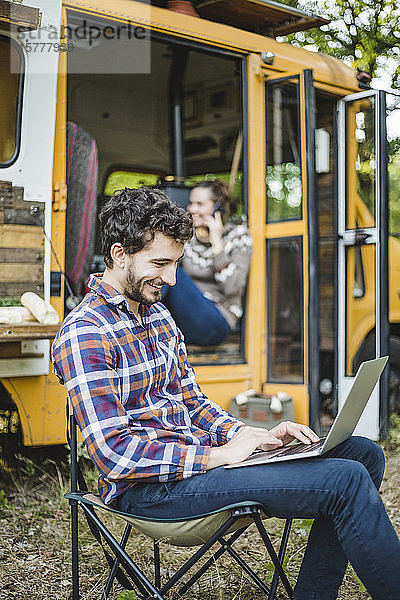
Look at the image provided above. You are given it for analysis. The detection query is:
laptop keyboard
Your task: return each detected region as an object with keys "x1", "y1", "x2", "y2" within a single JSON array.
[{"x1": 272, "y1": 437, "x2": 326, "y2": 458}]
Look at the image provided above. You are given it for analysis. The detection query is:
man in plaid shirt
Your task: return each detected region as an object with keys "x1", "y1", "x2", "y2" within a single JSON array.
[{"x1": 52, "y1": 187, "x2": 400, "y2": 600}]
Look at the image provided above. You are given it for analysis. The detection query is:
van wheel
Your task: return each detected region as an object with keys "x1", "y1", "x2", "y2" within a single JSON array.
[
  {"x1": 0, "y1": 410, "x2": 22, "y2": 452},
  {"x1": 0, "y1": 383, "x2": 22, "y2": 452}
]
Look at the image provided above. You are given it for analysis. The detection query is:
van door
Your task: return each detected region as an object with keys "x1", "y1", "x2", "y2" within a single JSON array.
[
  {"x1": 337, "y1": 90, "x2": 389, "y2": 439},
  {"x1": 264, "y1": 69, "x2": 319, "y2": 429},
  {"x1": 0, "y1": 0, "x2": 62, "y2": 377}
]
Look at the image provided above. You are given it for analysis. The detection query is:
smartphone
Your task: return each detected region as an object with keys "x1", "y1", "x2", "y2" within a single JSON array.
[{"x1": 212, "y1": 202, "x2": 225, "y2": 218}]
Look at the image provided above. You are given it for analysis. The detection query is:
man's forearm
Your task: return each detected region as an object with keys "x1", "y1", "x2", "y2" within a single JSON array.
[{"x1": 206, "y1": 445, "x2": 228, "y2": 470}]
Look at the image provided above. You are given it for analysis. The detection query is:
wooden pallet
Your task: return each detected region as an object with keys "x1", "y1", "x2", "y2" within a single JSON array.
[
  {"x1": 0, "y1": 323, "x2": 59, "y2": 343},
  {"x1": 0, "y1": 180, "x2": 45, "y2": 298}
]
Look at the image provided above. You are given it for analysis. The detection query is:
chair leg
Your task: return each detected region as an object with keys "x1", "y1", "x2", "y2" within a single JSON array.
[
  {"x1": 221, "y1": 536, "x2": 272, "y2": 595},
  {"x1": 160, "y1": 514, "x2": 239, "y2": 596},
  {"x1": 154, "y1": 542, "x2": 161, "y2": 588},
  {"x1": 177, "y1": 527, "x2": 248, "y2": 597},
  {"x1": 176, "y1": 516, "x2": 293, "y2": 599},
  {"x1": 80, "y1": 502, "x2": 165, "y2": 600},
  {"x1": 70, "y1": 498, "x2": 80, "y2": 600},
  {"x1": 269, "y1": 519, "x2": 293, "y2": 600},
  {"x1": 102, "y1": 524, "x2": 133, "y2": 599},
  {"x1": 253, "y1": 514, "x2": 293, "y2": 598}
]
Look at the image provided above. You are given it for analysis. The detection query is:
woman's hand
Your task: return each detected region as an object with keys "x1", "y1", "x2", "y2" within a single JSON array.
[{"x1": 203, "y1": 212, "x2": 224, "y2": 255}]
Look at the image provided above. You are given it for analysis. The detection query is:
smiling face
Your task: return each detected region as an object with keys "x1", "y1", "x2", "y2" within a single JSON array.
[
  {"x1": 187, "y1": 186, "x2": 215, "y2": 227},
  {"x1": 122, "y1": 232, "x2": 184, "y2": 307}
]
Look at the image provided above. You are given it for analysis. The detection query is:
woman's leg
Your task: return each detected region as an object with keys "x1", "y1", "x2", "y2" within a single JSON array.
[
  {"x1": 116, "y1": 437, "x2": 400, "y2": 600},
  {"x1": 162, "y1": 266, "x2": 230, "y2": 345}
]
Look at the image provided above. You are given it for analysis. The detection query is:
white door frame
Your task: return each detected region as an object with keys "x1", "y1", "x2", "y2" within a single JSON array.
[
  {"x1": 0, "y1": 0, "x2": 62, "y2": 377},
  {"x1": 337, "y1": 89, "x2": 385, "y2": 439}
]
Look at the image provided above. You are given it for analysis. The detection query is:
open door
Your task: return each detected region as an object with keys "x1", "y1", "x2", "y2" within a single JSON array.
[
  {"x1": 264, "y1": 69, "x2": 319, "y2": 429},
  {"x1": 0, "y1": 0, "x2": 62, "y2": 377},
  {"x1": 337, "y1": 90, "x2": 389, "y2": 439}
]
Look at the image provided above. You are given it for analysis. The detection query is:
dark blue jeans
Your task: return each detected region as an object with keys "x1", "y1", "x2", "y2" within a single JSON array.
[
  {"x1": 162, "y1": 266, "x2": 230, "y2": 346},
  {"x1": 116, "y1": 436, "x2": 400, "y2": 600}
]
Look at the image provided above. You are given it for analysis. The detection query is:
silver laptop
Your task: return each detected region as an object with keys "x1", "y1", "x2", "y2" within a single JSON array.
[{"x1": 226, "y1": 356, "x2": 388, "y2": 469}]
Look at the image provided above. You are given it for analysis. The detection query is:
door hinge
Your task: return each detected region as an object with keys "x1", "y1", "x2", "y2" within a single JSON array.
[
  {"x1": 52, "y1": 183, "x2": 67, "y2": 212},
  {"x1": 249, "y1": 54, "x2": 265, "y2": 80}
]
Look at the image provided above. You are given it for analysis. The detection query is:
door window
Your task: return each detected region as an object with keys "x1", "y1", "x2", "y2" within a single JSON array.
[
  {"x1": 0, "y1": 36, "x2": 23, "y2": 166},
  {"x1": 266, "y1": 77, "x2": 302, "y2": 222},
  {"x1": 267, "y1": 236, "x2": 303, "y2": 382},
  {"x1": 346, "y1": 97, "x2": 376, "y2": 228},
  {"x1": 345, "y1": 244, "x2": 376, "y2": 376},
  {"x1": 388, "y1": 95, "x2": 400, "y2": 238}
]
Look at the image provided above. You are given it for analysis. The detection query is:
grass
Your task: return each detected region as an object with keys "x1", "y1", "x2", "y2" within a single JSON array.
[
  {"x1": 383, "y1": 413, "x2": 400, "y2": 451},
  {"x1": 0, "y1": 426, "x2": 399, "y2": 599},
  {"x1": 0, "y1": 297, "x2": 21, "y2": 307}
]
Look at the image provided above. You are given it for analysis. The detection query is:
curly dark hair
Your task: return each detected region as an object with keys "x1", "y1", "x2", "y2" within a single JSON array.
[{"x1": 99, "y1": 187, "x2": 193, "y2": 268}]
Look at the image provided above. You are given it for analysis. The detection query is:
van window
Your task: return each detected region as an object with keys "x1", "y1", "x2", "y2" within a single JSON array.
[
  {"x1": 267, "y1": 237, "x2": 303, "y2": 382},
  {"x1": 104, "y1": 171, "x2": 161, "y2": 195},
  {"x1": 185, "y1": 172, "x2": 244, "y2": 218},
  {"x1": 266, "y1": 77, "x2": 302, "y2": 222},
  {"x1": 0, "y1": 36, "x2": 23, "y2": 166}
]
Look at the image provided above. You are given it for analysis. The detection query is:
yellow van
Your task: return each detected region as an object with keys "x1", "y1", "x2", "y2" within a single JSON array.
[{"x1": 0, "y1": 0, "x2": 399, "y2": 447}]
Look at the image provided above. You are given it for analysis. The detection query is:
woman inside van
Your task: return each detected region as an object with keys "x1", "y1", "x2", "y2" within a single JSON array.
[{"x1": 162, "y1": 179, "x2": 252, "y2": 346}]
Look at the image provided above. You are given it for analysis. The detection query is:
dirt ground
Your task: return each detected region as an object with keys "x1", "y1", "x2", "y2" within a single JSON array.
[{"x1": 0, "y1": 435, "x2": 399, "y2": 600}]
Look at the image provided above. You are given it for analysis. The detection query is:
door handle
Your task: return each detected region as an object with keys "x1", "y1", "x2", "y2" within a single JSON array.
[
  {"x1": 340, "y1": 229, "x2": 376, "y2": 246},
  {"x1": 354, "y1": 231, "x2": 373, "y2": 245}
]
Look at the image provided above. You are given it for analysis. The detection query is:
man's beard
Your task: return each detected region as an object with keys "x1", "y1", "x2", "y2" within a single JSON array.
[{"x1": 123, "y1": 264, "x2": 162, "y2": 305}]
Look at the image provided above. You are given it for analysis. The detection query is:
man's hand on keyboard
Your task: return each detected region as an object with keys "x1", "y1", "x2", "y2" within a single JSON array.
[
  {"x1": 207, "y1": 426, "x2": 284, "y2": 469},
  {"x1": 267, "y1": 422, "x2": 320, "y2": 448},
  {"x1": 207, "y1": 423, "x2": 319, "y2": 469}
]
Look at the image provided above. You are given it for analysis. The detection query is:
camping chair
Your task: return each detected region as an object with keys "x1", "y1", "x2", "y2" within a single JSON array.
[{"x1": 65, "y1": 406, "x2": 294, "y2": 600}]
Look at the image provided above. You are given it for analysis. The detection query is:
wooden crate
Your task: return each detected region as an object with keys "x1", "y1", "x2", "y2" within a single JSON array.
[{"x1": 0, "y1": 181, "x2": 45, "y2": 298}]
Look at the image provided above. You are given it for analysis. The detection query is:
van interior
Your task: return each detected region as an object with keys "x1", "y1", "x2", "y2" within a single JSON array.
[{"x1": 66, "y1": 12, "x2": 245, "y2": 365}]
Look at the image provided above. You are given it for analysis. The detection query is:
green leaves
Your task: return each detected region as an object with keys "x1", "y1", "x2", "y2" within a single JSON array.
[
  {"x1": 116, "y1": 591, "x2": 137, "y2": 600},
  {"x1": 278, "y1": 0, "x2": 400, "y2": 88}
]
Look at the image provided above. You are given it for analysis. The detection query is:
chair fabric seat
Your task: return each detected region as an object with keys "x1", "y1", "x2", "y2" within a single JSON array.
[{"x1": 67, "y1": 491, "x2": 266, "y2": 547}]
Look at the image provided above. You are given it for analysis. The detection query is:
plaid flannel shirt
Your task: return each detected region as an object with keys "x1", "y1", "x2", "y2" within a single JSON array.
[{"x1": 52, "y1": 275, "x2": 244, "y2": 504}]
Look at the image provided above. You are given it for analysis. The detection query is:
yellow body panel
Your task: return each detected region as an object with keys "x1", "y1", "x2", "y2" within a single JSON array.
[
  {"x1": 65, "y1": 0, "x2": 358, "y2": 94},
  {"x1": 389, "y1": 237, "x2": 400, "y2": 325},
  {"x1": 51, "y1": 14, "x2": 68, "y2": 321},
  {"x1": 246, "y1": 53, "x2": 268, "y2": 392},
  {"x1": 194, "y1": 364, "x2": 253, "y2": 411},
  {"x1": 2, "y1": 374, "x2": 66, "y2": 445},
  {"x1": 262, "y1": 383, "x2": 309, "y2": 425}
]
